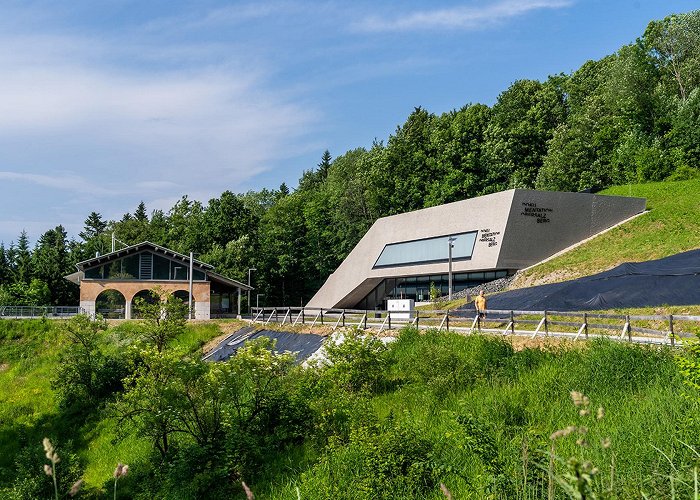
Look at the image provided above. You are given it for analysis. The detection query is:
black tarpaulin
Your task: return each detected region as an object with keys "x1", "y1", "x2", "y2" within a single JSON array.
[
  {"x1": 465, "y1": 249, "x2": 700, "y2": 312},
  {"x1": 204, "y1": 327, "x2": 326, "y2": 363}
]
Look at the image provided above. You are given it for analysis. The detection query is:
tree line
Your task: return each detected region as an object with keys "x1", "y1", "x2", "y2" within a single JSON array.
[{"x1": 1, "y1": 10, "x2": 699, "y2": 307}]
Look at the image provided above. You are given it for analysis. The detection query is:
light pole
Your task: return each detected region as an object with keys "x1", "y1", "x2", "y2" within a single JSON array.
[
  {"x1": 448, "y1": 236, "x2": 457, "y2": 300},
  {"x1": 188, "y1": 252, "x2": 194, "y2": 320},
  {"x1": 247, "y1": 268, "x2": 257, "y2": 316}
]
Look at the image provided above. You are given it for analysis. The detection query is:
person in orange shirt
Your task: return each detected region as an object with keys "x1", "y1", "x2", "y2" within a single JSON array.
[{"x1": 474, "y1": 290, "x2": 487, "y2": 318}]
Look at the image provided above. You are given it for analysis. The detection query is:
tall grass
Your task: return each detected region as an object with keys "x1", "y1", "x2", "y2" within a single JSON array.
[
  {"x1": 269, "y1": 328, "x2": 699, "y2": 499},
  {"x1": 3, "y1": 320, "x2": 699, "y2": 498}
]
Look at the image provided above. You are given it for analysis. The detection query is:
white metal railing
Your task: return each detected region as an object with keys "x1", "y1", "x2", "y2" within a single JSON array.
[
  {"x1": 0, "y1": 306, "x2": 85, "y2": 319},
  {"x1": 249, "y1": 306, "x2": 700, "y2": 347}
]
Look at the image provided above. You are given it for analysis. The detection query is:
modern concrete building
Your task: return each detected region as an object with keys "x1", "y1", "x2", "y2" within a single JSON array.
[
  {"x1": 307, "y1": 189, "x2": 646, "y2": 310},
  {"x1": 65, "y1": 241, "x2": 252, "y2": 319}
]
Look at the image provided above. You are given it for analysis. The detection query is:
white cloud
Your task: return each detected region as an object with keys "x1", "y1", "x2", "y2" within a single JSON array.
[
  {"x1": 354, "y1": 0, "x2": 572, "y2": 33},
  {"x1": 0, "y1": 171, "x2": 113, "y2": 196},
  {"x1": 0, "y1": 31, "x2": 318, "y2": 197}
]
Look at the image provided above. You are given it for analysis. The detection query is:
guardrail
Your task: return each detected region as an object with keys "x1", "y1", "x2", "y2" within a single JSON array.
[
  {"x1": 251, "y1": 306, "x2": 700, "y2": 346},
  {"x1": 0, "y1": 306, "x2": 85, "y2": 319}
]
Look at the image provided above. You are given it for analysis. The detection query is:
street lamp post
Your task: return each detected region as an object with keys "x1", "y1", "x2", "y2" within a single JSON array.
[
  {"x1": 248, "y1": 268, "x2": 257, "y2": 316},
  {"x1": 448, "y1": 237, "x2": 457, "y2": 300},
  {"x1": 188, "y1": 252, "x2": 194, "y2": 320}
]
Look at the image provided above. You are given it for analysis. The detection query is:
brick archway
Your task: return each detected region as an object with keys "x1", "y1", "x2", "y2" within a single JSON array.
[{"x1": 79, "y1": 280, "x2": 211, "y2": 319}]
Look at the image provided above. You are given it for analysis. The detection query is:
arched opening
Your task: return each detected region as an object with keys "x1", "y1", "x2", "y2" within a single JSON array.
[
  {"x1": 95, "y1": 289, "x2": 126, "y2": 319},
  {"x1": 132, "y1": 289, "x2": 161, "y2": 319},
  {"x1": 173, "y1": 290, "x2": 192, "y2": 303},
  {"x1": 173, "y1": 290, "x2": 195, "y2": 318}
]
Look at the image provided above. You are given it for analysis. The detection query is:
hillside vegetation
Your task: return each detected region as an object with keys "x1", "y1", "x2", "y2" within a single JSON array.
[
  {"x1": 513, "y1": 178, "x2": 700, "y2": 288},
  {"x1": 3, "y1": 312, "x2": 700, "y2": 498}
]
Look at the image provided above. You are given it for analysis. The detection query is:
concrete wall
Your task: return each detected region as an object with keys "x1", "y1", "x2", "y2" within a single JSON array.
[
  {"x1": 307, "y1": 189, "x2": 646, "y2": 309},
  {"x1": 496, "y1": 191, "x2": 646, "y2": 269}
]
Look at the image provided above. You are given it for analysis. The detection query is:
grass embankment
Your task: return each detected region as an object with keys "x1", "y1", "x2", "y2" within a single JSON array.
[
  {"x1": 2, "y1": 319, "x2": 699, "y2": 498},
  {"x1": 0, "y1": 318, "x2": 241, "y2": 494},
  {"x1": 514, "y1": 178, "x2": 700, "y2": 288},
  {"x1": 264, "y1": 329, "x2": 700, "y2": 499}
]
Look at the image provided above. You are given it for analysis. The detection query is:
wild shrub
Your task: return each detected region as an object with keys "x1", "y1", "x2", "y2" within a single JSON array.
[
  {"x1": 307, "y1": 385, "x2": 377, "y2": 444},
  {"x1": 132, "y1": 287, "x2": 188, "y2": 352},
  {"x1": 452, "y1": 411, "x2": 514, "y2": 496},
  {"x1": 52, "y1": 315, "x2": 131, "y2": 413},
  {"x1": 389, "y1": 327, "x2": 514, "y2": 396},
  {"x1": 297, "y1": 421, "x2": 442, "y2": 500},
  {"x1": 320, "y1": 328, "x2": 388, "y2": 393},
  {"x1": 0, "y1": 439, "x2": 83, "y2": 500}
]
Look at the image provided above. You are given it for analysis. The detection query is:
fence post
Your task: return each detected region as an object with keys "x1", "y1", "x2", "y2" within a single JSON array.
[
  {"x1": 626, "y1": 314, "x2": 632, "y2": 342},
  {"x1": 275, "y1": 308, "x2": 279, "y2": 323},
  {"x1": 302, "y1": 308, "x2": 305, "y2": 324},
  {"x1": 342, "y1": 309, "x2": 345, "y2": 327},
  {"x1": 584, "y1": 312, "x2": 588, "y2": 340},
  {"x1": 321, "y1": 309, "x2": 324, "y2": 325},
  {"x1": 669, "y1": 315, "x2": 675, "y2": 347},
  {"x1": 446, "y1": 312, "x2": 450, "y2": 332},
  {"x1": 477, "y1": 313, "x2": 481, "y2": 332},
  {"x1": 388, "y1": 312, "x2": 392, "y2": 331},
  {"x1": 416, "y1": 310, "x2": 420, "y2": 329},
  {"x1": 544, "y1": 310, "x2": 549, "y2": 337},
  {"x1": 364, "y1": 310, "x2": 368, "y2": 330},
  {"x1": 510, "y1": 310, "x2": 515, "y2": 335}
]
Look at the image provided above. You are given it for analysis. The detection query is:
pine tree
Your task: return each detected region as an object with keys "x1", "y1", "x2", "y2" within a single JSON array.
[
  {"x1": 79, "y1": 212, "x2": 108, "y2": 258},
  {"x1": 134, "y1": 201, "x2": 149, "y2": 222},
  {"x1": 80, "y1": 212, "x2": 107, "y2": 241},
  {"x1": 32, "y1": 225, "x2": 74, "y2": 304},
  {"x1": 0, "y1": 243, "x2": 10, "y2": 284},
  {"x1": 14, "y1": 230, "x2": 32, "y2": 284},
  {"x1": 318, "y1": 150, "x2": 332, "y2": 179}
]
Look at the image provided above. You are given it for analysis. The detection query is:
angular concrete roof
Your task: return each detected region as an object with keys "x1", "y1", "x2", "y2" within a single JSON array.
[{"x1": 307, "y1": 189, "x2": 646, "y2": 309}]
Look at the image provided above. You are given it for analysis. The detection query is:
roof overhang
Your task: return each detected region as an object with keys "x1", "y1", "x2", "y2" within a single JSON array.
[
  {"x1": 208, "y1": 271, "x2": 253, "y2": 291},
  {"x1": 64, "y1": 271, "x2": 83, "y2": 285}
]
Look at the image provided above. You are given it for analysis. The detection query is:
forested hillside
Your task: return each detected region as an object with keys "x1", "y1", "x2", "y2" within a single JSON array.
[{"x1": 1, "y1": 10, "x2": 699, "y2": 307}]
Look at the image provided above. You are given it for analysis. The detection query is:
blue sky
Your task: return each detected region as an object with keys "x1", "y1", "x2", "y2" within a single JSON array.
[{"x1": 0, "y1": 0, "x2": 696, "y2": 245}]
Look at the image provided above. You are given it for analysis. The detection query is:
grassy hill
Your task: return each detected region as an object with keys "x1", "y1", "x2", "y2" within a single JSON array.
[
  {"x1": 512, "y1": 179, "x2": 700, "y2": 289},
  {"x1": 2, "y1": 319, "x2": 700, "y2": 498},
  {"x1": 0, "y1": 318, "x2": 240, "y2": 496}
]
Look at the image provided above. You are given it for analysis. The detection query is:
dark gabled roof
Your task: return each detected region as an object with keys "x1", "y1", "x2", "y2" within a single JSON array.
[
  {"x1": 69, "y1": 241, "x2": 253, "y2": 291},
  {"x1": 75, "y1": 241, "x2": 214, "y2": 272}
]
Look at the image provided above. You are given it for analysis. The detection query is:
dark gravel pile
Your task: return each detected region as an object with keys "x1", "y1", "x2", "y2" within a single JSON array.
[{"x1": 451, "y1": 275, "x2": 516, "y2": 300}]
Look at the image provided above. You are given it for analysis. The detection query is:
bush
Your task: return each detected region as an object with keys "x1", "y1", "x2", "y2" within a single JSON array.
[
  {"x1": 320, "y1": 329, "x2": 388, "y2": 393},
  {"x1": 298, "y1": 421, "x2": 442, "y2": 500},
  {"x1": 388, "y1": 327, "x2": 514, "y2": 396},
  {"x1": 0, "y1": 439, "x2": 83, "y2": 500}
]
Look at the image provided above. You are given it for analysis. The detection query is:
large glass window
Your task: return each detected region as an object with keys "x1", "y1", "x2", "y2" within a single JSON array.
[{"x1": 373, "y1": 231, "x2": 477, "y2": 268}]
